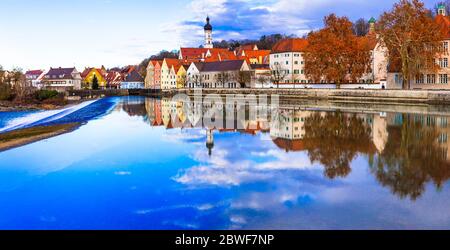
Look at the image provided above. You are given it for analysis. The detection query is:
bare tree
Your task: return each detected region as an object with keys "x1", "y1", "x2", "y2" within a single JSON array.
[
  {"x1": 353, "y1": 18, "x2": 370, "y2": 36},
  {"x1": 190, "y1": 73, "x2": 204, "y2": 88},
  {"x1": 256, "y1": 74, "x2": 269, "y2": 88},
  {"x1": 235, "y1": 71, "x2": 252, "y2": 88},
  {"x1": 10, "y1": 68, "x2": 32, "y2": 102},
  {"x1": 215, "y1": 71, "x2": 230, "y2": 88},
  {"x1": 270, "y1": 64, "x2": 287, "y2": 88}
]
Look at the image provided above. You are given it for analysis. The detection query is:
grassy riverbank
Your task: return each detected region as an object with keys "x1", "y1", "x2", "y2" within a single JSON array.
[{"x1": 0, "y1": 123, "x2": 80, "y2": 152}]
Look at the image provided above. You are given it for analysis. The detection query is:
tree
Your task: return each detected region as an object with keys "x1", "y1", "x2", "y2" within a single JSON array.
[
  {"x1": 371, "y1": 114, "x2": 450, "y2": 200},
  {"x1": 353, "y1": 18, "x2": 370, "y2": 36},
  {"x1": 92, "y1": 74, "x2": 99, "y2": 90},
  {"x1": 303, "y1": 112, "x2": 376, "y2": 179},
  {"x1": 270, "y1": 64, "x2": 287, "y2": 88},
  {"x1": 304, "y1": 14, "x2": 372, "y2": 88},
  {"x1": 377, "y1": 0, "x2": 445, "y2": 89},
  {"x1": 190, "y1": 74, "x2": 204, "y2": 88},
  {"x1": 235, "y1": 71, "x2": 252, "y2": 88},
  {"x1": 256, "y1": 74, "x2": 269, "y2": 88},
  {"x1": 215, "y1": 71, "x2": 231, "y2": 88},
  {"x1": 10, "y1": 68, "x2": 30, "y2": 102},
  {"x1": 177, "y1": 73, "x2": 187, "y2": 88}
]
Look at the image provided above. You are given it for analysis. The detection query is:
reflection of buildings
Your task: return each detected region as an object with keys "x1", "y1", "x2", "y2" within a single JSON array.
[
  {"x1": 269, "y1": 108, "x2": 389, "y2": 154},
  {"x1": 120, "y1": 96, "x2": 148, "y2": 118},
  {"x1": 141, "y1": 97, "x2": 394, "y2": 156},
  {"x1": 386, "y1": 113, "x2": 450, "y2": 160}
]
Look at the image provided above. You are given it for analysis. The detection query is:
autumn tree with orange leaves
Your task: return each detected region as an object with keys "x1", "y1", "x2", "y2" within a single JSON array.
[
  {"x1": 377, "y1": 0, "x2": 444, "y2": 89},
  {"x1": 304, "y1": 14, "x2": 372, "y2": 88}
]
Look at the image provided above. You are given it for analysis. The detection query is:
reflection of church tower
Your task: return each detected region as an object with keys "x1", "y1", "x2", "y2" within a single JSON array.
[
  {"x1": 204, "y1": 16, "x2": 213, "y2": 49},
  {"x1": 206, "y1": 129, "x2": 214, "y2": 156}
]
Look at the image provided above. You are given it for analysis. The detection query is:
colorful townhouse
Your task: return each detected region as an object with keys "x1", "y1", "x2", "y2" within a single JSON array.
[
  {"x1": 387, "y1": 4, "x2": 450, "y2": 90},
  {"x1": 40, "y1": 67, "x2": 82, "y2": 92},
  {"x1": 81, "y1": 67, "x2": 107, "y2": 89},
  {"x1": 161, "y1": 58, "x2": 181, "y2": 90},
  {"x1": 176, "y1": 64, "x2": 188, "y2": 88},
  {"x1": 145, "y1": 60, "x2": 162, "y2": 89}
]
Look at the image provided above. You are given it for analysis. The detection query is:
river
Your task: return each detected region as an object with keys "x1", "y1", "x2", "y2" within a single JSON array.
[{"x1": 0, "y1": 96, "x2": 449, "y2": 229}]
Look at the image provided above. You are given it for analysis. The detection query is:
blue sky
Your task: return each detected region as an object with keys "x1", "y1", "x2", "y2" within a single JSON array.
[{"x1": 0, "y1": 0, "x2": 440, "y2": 71}]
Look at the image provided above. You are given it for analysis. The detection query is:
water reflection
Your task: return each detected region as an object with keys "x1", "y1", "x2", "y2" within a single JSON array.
[
  {"x1": 118, "y1": 96, "x2": 450, "y2": 201},
  {"x1": 371, "y1": 114, "x2": 450, "y2": 200},
  {"x1": 1, "y1": 96, "x2": 450, "y2": 229}
]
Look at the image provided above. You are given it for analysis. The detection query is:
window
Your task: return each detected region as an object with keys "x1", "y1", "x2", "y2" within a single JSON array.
[
  {"x1": 440, "y1": 74, "x2": 448, "y2": 84},
  {"x1": 444, "y1": 42, "x2": 449, "y2": 52},
  {"x1": 286, "y1": 61, "x2": 289, "y2": 65},
  {"x1": 438, "y1": 58, "x2": 449, "y2": 68},
  {"x1": 294, "y1": 61, "x2": 299, "y2": 65},
  {"x1": 439, "y1": 133, "x2": 448, "y2": 144},
  {"x1": 441, "y1": 118, "x2": 448, "y2": 128},
  {"x1": 394, "y1": 74, "x2": 403, "y2": 85},
  {"x1": 301, "y1": 70, "x2": 304, "y2": 74},
  {"x1": 294, "y1": 54, "x2": 300, "y2": 57},
  {"x1": 294, "y1": 70, "x2": 299, "y2": 74},
  {"x1": 427, "y1": 74, "x2": 436, "y2": 84},
  {"x1": 416, "y1": 74, "x2": 424, "y2": 84}
]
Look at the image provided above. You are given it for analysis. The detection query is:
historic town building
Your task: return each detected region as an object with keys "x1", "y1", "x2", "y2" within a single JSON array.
[
  {"x1": 204, "y1": 16, "x2": 213, "y2": 49},
  {"x1": 186, "y1": 60, "x2": 250, "y2": 88},
  {"x1": 387, "y1": 4, "x2": 450, "y2": 89},
  {"x1": 41, "y1": 67, "x2": 82, "y2": 92}
]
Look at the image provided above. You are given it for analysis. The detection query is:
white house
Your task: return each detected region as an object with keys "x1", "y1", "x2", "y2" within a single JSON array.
[
  {"x1": 41, "y1": 67, "x2": 82, "y2": 92},
  {"x1": 186, "y1": 60, "x2": 250, "y2": 88}
]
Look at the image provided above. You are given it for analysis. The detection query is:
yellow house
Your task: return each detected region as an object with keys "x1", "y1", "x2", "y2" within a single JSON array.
[
  {"x1": 81, "y1": 67, "x2": 107, "y2": 89},
  {"x1": 176, "y1": 65, "x2": 187, "y2": 89}
]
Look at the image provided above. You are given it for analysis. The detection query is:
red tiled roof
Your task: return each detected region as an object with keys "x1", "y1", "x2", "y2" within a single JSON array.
[
  {"x1": 25, "y1": 70, "x2": 43, "y2": 76},
  {"x1": 436, "y1": 14, "x2": 450, "y2": 39},
  {"x1": 271, "y1": 38, "x2": 308, "y2": 54},
  {"x1": 272, "y1": 138, "x2": 305, "y2": 152}
]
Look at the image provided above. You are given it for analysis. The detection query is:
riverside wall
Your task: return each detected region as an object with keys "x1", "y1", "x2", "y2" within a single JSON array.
[
  {"x1": 160, "y1": 88, "x2": 450, "y2": 105},
  {"x1": 65, "y1": 88, "x2": 450, "y2": 105}
]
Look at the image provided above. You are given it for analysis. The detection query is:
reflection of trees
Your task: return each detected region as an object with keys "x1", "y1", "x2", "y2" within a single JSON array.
[
  {"x1": 303, "y1": 112, "x2": 376, "y2": 179},
  {"x1": 371, "y1": 114, "x2": 450, "y2": 200}
]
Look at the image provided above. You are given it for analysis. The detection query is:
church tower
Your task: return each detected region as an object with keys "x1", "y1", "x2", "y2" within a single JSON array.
[
  {"x1": 206, "y1": 129, "x2": 214, "y2": 156},
  {"x1": 438, "y1": 3, "x2": 447, "y2": 16},
  {"x1": 204, "y1": 16, "x2": 213, "y2": 49}
]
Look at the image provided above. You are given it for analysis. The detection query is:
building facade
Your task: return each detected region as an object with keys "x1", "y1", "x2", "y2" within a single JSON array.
[
  {"x1": 41, "y1": 67, "x2": 82, "y2": 92},
  {"x1": 186, "y1": 60, "x2": 250, "y2": 88},
  {"x1": 387, "y1": 5, "x2": 450, "y2": 90}
]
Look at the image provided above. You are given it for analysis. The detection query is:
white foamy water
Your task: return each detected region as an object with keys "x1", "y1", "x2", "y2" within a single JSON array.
[{"x1": 0, "y1": 99, "x2": 98, "y2": 133}]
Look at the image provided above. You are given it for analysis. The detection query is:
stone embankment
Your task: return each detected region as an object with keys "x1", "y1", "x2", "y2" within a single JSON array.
[
  {"x1": 65, "y1": 88, "x2": 450, "y2": 104},
  {"x1": 162, "y1": 88, "x2": 450, "y2": 104}
]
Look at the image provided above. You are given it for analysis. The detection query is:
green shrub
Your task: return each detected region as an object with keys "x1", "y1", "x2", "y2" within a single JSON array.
[{"x1": 34, "y1": 89, "x2": 59, "y2": 101}]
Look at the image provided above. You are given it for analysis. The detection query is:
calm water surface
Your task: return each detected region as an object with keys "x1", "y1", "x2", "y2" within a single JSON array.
[{"x1": 0, "y1": 96, "x2": 450, "y2": 229}]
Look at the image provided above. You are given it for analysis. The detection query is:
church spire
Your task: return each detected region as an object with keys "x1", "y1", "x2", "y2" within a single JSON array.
[{"x1": 204, "y1": 16, "x2": 213, "y2": 48}]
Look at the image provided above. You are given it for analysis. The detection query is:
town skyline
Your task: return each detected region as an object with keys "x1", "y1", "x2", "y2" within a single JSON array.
[{"x1": 0, "y1": 0, "x2": 440, "y2": 71}]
